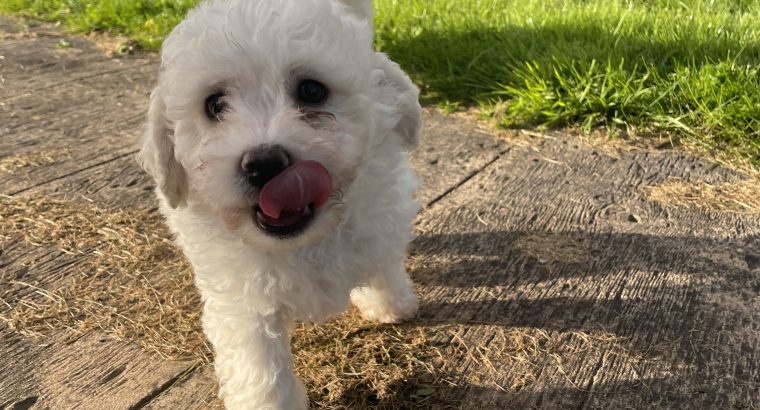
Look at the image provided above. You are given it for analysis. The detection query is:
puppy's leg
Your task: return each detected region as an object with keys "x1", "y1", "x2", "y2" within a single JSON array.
[
  {"x1": 203, "y1": 304, "x2": 307, "y2": 410},
  {"x1": 351, "y1": 172, "x2": 420, "y2": 324},
  {"x1": 351, "y1": 263, "x2": 419, "y2": 324}
]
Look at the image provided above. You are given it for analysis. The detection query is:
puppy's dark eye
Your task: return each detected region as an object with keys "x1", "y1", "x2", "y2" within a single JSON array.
[
  {"x1": 205, "y1": 92, "x2": 227, "y2": 121},
  {"x1": 296, "y1": 79, "x2": 328, "y2": 105}
]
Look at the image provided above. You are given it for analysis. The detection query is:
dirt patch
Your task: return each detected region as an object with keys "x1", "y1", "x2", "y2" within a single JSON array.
[
  {"x1": 644, "y1": 178, "x2": 760, "y2": 215},
  {"x1": 86, "y1": 31, "x2": 139, "y2": 57},
  {"x1": 0, "y1": 15, "x2": 137, "y2": 57}
]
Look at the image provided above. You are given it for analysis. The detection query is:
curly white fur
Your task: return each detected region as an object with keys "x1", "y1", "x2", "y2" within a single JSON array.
[{"x1": 138, "y1": 0, "x2": 422, "y2": 408}]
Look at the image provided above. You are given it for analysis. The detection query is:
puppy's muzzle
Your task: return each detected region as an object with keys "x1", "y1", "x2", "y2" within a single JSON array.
[{"x1": 240, "y1": 145, "x2": 333, "y2": 238}]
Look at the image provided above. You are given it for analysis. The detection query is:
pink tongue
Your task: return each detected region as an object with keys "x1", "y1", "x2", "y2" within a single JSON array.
[{"x1": 258, "y1": 160, "x2": 333, "y2": 219}]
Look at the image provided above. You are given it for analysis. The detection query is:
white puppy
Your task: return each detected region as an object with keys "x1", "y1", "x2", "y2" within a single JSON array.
[{"x1": 138, "y1": 0, "x2": 422, "y2": 408}]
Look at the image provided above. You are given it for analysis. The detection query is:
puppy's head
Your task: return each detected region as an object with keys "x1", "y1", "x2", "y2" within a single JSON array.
[{"x1": 139, "y1": 0, "x2": 420, "y2": 249}]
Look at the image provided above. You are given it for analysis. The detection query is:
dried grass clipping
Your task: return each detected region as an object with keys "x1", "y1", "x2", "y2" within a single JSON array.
[
  {"x1": 0, "y1": 195, "x2": 457, "y2": 406},
  {"x1": 644, "y1": 178, "x2": 760, "y2": 215},
  {"x1": 0, "y1": 195, "x2": 642, "y2": 407},
  {"x1": 293, "y1": 313, "x2": 454, "y2": 409},
  {"x1": 0, "y1": 194, "x2": 206, "y2": 361},
  {"x1": 0, "y1": 149, "x2": 71, "y2": 173},
  {"x1": 293, "y1": 319, "x2": 633, "y2": 409}
]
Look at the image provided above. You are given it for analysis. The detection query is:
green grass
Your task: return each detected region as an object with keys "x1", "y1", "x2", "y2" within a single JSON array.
[
  {"x1": 375, "y1": 0, "x2": 760, "y2": 165},
  {"x1": 3, "y1": 0, "x2": 760, "y2": 166}
]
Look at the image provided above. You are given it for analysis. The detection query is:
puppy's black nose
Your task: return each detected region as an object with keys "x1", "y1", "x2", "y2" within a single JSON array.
[{"x1": 241, "y1": 144, "x2": 293, "y2": 188}]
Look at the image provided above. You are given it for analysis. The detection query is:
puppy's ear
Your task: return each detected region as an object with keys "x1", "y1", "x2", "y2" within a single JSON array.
[
  {"x1": 138, "y1": 87, "x2": 188, "y2": 208},
  {"x1": 336, "y1": 0, "x2": 373, "y2": 22},
  {"x1": 371, "y1": 52, "x2": 422, "y2": 150}
]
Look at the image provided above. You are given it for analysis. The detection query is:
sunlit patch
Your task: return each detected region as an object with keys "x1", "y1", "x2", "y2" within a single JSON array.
[
  {"x1": 644, "y1": 178, "x2": 760, "y2": 215},
  {"x1": 0, "y1": 148, "x2": 71, "y2": 173}
]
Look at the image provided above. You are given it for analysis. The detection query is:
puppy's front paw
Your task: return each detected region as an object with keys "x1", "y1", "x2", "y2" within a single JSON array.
[
  {"x1": 219, "y1": 364, "x2": 308, "y2": 410},
  {"x1": 350, "y1": 286, "x2": 419, "y2": 324}
]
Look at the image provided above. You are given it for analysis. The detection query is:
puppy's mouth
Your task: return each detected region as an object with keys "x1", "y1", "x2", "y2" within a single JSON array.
[
  {"x1": 251, "y1": 160, "x2": 332, "y2": 238},
  {"x1": 254, "y1": 203, "x2": 315, "y2": 236}
]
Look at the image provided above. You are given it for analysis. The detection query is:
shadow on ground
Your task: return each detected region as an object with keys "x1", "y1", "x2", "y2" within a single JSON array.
[
  {"x1": 358, "y1": 229, "x2": 760, "y2": 409},
  {"x1": 306, "y1": 229, "x2": 758, "y2": 408}
]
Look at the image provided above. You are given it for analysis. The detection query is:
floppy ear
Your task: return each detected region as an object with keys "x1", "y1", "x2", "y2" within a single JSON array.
[
  {"x1": 138, "y1": 87, "x2": 188, "y2": 208},
  {"x1": 336, "y1": 0, "x2": 373, "y2": 23},
  {"x1": 371, "y1": 52, "x2": 422, "y2": 150}
]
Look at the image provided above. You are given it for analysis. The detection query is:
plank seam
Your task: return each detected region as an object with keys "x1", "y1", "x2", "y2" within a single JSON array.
[
  {"x1": 3, "y1": 61, "x2": 158, "y2": 101},
  {"x1": 423, "y1": 148, "x2": 510, "y2": 210},
  {"x1": 2, "y1": 112, "x2": 146, "y2": 146},
  {"x1": 9, "y1": 150, "x2": 139, "y2": 196},
  {"x1": 128, "y1": 362, "x2": 201, "y2": 410}
]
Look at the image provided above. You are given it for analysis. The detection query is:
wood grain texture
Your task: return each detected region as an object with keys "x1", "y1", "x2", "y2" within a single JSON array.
[
  {"x1": 0, "y1": 328, "x2": 46, "y2": 410},
  {"x1": 20, "y1": 154, "x2": 156, "y2": 211},
  {"x1": 0, "y1": 15, "x2": 150, "y2": 99},
  {"x1": 143, "y1": 365, "x2": 223, "y2": 410},
  {"x1": 0, "y1": 15, "x2": 158, "y2": 195},
  {"x1": 0, "y1": 60, "x2": 156, "y2": 194},
  {"x1": 0, "y1": 329, "x2": 193, "y2": 410},
  {"x1": 411, "y1": 109, "x2": 507, "y2": 206}
]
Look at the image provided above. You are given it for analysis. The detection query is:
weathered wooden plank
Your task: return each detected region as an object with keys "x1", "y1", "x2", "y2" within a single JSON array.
[
  {"x1": 0, "y1": 171, "x2": 200, "y2": 409},
  {"x1": 0, "y1": 16, "x2": 151, "y2": 99},
  {"x1": 0, "y1": 328, "x2": 193, "y2": 409},
  {"x1": 0, "y1": 18, "x2": 157, "y2": 197},
  {"x1": 0, "y1": 39, "x2": 156, "y2": 102},
  {"x1": 0, "y1": 327, "x2": 45, "y2": 410},
  {"x1": 0, "y1": 39, "x2": 133, "y2": 99},
  {"x1": 409, "y1": 136, "x2": 760, "y2": 408},
  {"x1": 411, "y1": 109, "x2": 507, "y2": 206},
  {"x1": 1, "y1": 60, "x2": 155, "y2": 145},
  {"x1": 7, "y1": 129, "x2": 758, "y2": 408},
  {"x1": 0, "y1": 62, "x2": 156, "y2": 194},
  {"x1": 143, "y1": 365, "x2": 223, "y2": 410},
  {"x1": 18, "y1": 153, "x2": 153, "y2": 210},
  {"x1": 13, "y1": 108, "x2": 505, "y2": 209}
]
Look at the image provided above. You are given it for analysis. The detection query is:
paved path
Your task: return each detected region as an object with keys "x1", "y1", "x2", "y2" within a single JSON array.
[{"x1": 2, "y1": 17, "x2": 759, "y2": 409}]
